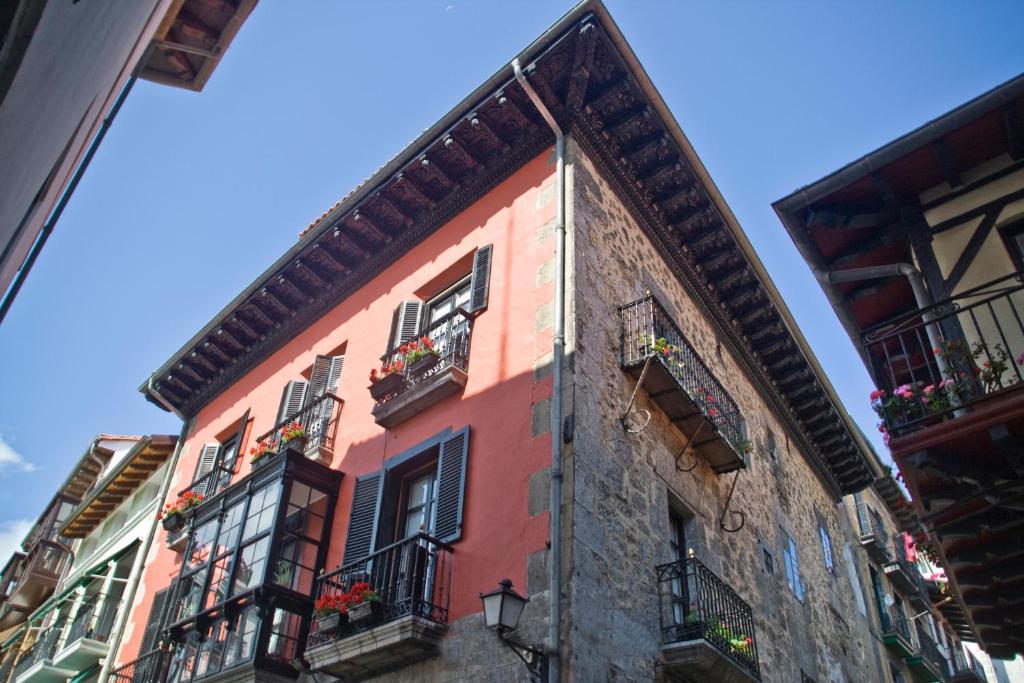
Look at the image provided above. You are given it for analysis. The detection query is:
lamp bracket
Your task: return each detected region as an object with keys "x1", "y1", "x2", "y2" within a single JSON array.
[{"x1": 499, "y1": 630, "x2": 548, "y2": 683}]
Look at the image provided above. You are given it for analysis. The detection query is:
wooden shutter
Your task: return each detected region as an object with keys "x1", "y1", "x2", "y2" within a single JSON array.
[
  {"x1": 388, "y1": 301, "x2": 423, "y2": 350},
  {"x1": 434, "y1": 427, "x2": 470, "y2": 543},
  {"x1": 277, "y1": 380, "x2": 308, "y2": 423},
  {"x1": 308, "y1": 355, "x2": 345, "y2": 400},
  {"x1": 469, "y1": 244, "x2": 493, "y2": 312},
  {"x1": 228, "y1": 409, "x2": 251, "y2": 472},
  {"x1": 342, "y1": 472, "x2": 383, "y2": 565},
  {"x1": 139, "y1": 588, "x2": 168, "y2": 655},
  {"x1": 193, "y1": 444, "x2": 220, "y2": 482}
]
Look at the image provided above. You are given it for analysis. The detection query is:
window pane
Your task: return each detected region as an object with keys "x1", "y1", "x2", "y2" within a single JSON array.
[
  {"x1": 195, "y1": 620, "x2": 228, "y2": 679},
  {"x1": 224, "y1": 606, "x2": 259, "y2": 668},
  {"x1": 216, "y1": 503, "x2": 244, "y2": 557},
  {"x1": 273, "y1": 536, "x2": 319, "y2": 594},
  {"x1": 266, "y1": 608, "x2": 302, "y2": 663},
  {"x1": 186, "y1": 520, "x2": 217, "y2": 572},
  {"x1": 166, "y1": 634, "x2": 200, "y2": 683},
  {"x1": 174, "y1": 570, "x2": 207, "y2": 622},
  {"x1": 205, "y1": 557, "x2": 231, "y2": 609},
  {"x1": 242, "y1": 484, "x2": 280, "y2": 541},
  {"x1": 232, "y1": 537, "x2": 270, "y2": 595}
]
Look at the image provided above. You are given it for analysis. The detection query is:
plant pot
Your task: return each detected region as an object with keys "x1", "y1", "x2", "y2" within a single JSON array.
[
  {"x1": 347, "y1": 601, "x2": 384, "y2": 625},
  {"x1": 369, "y1": 372, "x2": 405, "y2": 401},
  {"x1": 280, "y1": 436, "x2": 308, "y2": 455},
  {"x1": 407, "y1": 353, "x2": 440, "y2": 377},
  {"x1": 162, "y1": 512, "x2": 185, "y2": 532},
  {"x1": 252, "y1": 453, "x2": 274, "y2": 470},
  {"x1": 315, "y1": 612, "x2": 348, "y2": 634}
]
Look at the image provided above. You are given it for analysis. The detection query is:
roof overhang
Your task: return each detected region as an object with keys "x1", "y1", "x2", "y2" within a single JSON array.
[
  {"x1": 61, "y1": 435, "x2": 177, "y2": 538},
  {"x1": 772, "y1": 73, "x2": 1024, "y2": 375},
  {"x1": 140, "y1": 0, "x2": 258, "y2": 92},
  {"x1": 141, "y1": 0, "x2": 876, "y2": 497}
]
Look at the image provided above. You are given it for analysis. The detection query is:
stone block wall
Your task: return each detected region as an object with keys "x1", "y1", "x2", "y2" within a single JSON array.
[{"x1": 564, "y1": 139, "x2": 881, "y2": 683}]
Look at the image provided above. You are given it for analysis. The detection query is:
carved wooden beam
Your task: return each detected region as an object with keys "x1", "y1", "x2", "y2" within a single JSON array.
[
  {"x1": 350, "y1": 210, "x2": 391, "y2": 244},
  {"x1": 443, "y1": 134, "x2": 481, "y2": 169},
  {"x1": 395, "y1": 173, "x2": 436, "y2": 208},
  {"x1": 228, "y1": 315, "x2": 260, "y2": 342},
  {"x1": 294, "y1": 260, "x2": 328, "y2": 289},
  {"x1": 565, "y1": 22, "x2": 598, "y2": 111},
  {"x1": 311, "y1": 243, "x2": 350, "y2": 274},
  {"x1": 216, "y1": 325, "x2": 246, "y2": 351},
  {"x1": 332, "y1": 227, "x2": 370, "y2": 259},
  {"x1": 276, "y1": 275, "x2": 310, "y2": 305},
  {"x1": 468, "y1": 113, "x2": 506, "y2": 148},
  {"x1": 202, "y1": 340, "x2": 232, "y2": 364},
  {"x1": 189, "y1": 350, "x2": 218, "y2": 374}
]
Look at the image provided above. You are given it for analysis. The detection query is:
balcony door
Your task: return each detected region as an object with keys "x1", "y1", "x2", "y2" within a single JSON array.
[
  {"x1": 424, "y1": 279, "x2": 471, "y2": 363},
  {"x1": 669, "y1": 511, "x2": 688, "y2": 626}
]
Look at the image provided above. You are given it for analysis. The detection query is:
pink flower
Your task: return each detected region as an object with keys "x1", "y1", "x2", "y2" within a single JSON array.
[
  {"x1": 1017, "y1": 352, "x2": 1024, "y2": 366},
  {"x1": 869, "y1": 389, "x2": 885, "y2": 401},
  {"x1": 923, "y1": 384, "x2": 935, "y2": 395}
]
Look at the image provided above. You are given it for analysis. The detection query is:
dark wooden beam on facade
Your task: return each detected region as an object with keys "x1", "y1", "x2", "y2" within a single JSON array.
[{"x1": 565, "y1": 22, "x2": 598, "y2": 111}]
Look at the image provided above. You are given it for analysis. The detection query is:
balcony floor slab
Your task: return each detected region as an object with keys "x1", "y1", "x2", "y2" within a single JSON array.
[
  {"x1": 662, "y1": 639, "x2": 760, "y2": 683},
  {"x1": 372, "y1": 367, "x2": 467, "y2": 429},
  {"x1": 306, "y1": 615, "x2": 446, "y2": 680}
]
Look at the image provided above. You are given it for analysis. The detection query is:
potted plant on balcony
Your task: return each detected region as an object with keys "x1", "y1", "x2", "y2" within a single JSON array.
[
  {"x1": 313, "y1": 594, "x2": 348, "y2": 635},
  {"x1": 368, "y1": 361, "x2": 405, "y2": 401},
  {"x1": 158, "y1": 491, "x2": 204, "y2": 532},
  {"x1": 404, "y1": 337, "x2": 440, "y2": 376},
  {"x1": 344, "y1": 582, "x2": 383, "y2": 624},
  {"x1": 278, "y1": 422, "x2": 307, "y2": 455},
  {"x1": 250, "y1": 440, "x2": 274, "y2": 470}
]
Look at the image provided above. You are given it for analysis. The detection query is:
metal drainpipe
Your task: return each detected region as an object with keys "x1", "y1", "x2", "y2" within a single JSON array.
[
  {"x1": 513, "y1": 57, "x2": 563, "y2": 683},
  {"x1": 97, "y1": 414, "x2": 192, "y2": 683},
  {"x1": 821, "y1": 264, "x2": 951, "y2": 381}
]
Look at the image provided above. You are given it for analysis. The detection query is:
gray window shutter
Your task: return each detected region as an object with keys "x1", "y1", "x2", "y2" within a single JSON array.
[
  {"x1": 342, "y1": 472, "x2": 383, "y2": 565},
  {"x1": 308, "y1": 355, "x2": 344, "y2": 401},
  {"x1": 193, "y1": 443, "x2": 220, "y2": 482},
  {"x1": 388, "y1": 301, "x2": 423, "y2": 351},
  {"x1": 139, "y1": 588, "x2": 168, "y2": 654},
  {"x1": 469, "y1": 244, "x2": 493, "y2": 312},
  {"x1": 227, "y1": 409, "x2": 250, "y2": 472},
  {"x1": 434, "y1": 427, "x2": 470, "y2": 543},
  {"x1": 277, "y1": 380, "x2": 308, "y2": 423}
]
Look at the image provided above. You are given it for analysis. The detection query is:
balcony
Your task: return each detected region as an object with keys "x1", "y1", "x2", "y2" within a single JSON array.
[
  {"x1": 883, "y1": 536, "x2": 928, "y2": 610},
  {"x1": 13, "y1": 628, "x2": 73, "y2": 683},
  {"x1": 905, "y1": 625, "x2": 950, "y2": 683},
  {"x1": 855, "y1": 503, "x2": 892, "y2": 565},
  {"x1": 951, "y1": 648, "x2": 987, "y2": 683},
  {"x1": 620, "y1": 296, "x2": 748, "y2": 473},
  {"x1": 657, "y1": 557, "x2": 761, "y2": 682},
  {"x1": 50, "y1": 594, "x2": 118, "y2": 671},
  {"x1": 863, "y1": 272, "x2": 1024, "y2": 657},
  {"x1": 305, "y1": 533, "x2": 452, "y2": 679},
  {"x1": 371, "y1": 309, "x2": 475, "y2": 428},
  {"x1": 111, "y1": 649, "x2": 168, "y2": 683},
  {"x1": 880, "y1": 609, "x2": 917, "y2": 658}
]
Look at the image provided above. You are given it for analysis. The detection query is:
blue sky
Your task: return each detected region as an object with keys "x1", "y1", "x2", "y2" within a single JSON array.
[{"x1": 1, "y1": 0, "x2": 1022, "y2": 557}]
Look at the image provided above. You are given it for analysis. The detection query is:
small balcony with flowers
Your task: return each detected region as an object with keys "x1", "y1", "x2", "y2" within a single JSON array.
[
  {"x1": 369, "y1": 307, "x2": 476, "y2": 428},
  {"x1": 864, "y1": 272, "x2": 1024, "y2": 658},
  {"x1": 657, "y1": 555, "x2": 760, "y2": 683},
  {"x1": 619, "y1": 294, "x2": 751, "y2": 474},
  {"x1": 304, "y1": 533, "x2": 453, "y2": 679},
  {"x1": 883, "y1": 534, "x2": 930, "y2": 612}
]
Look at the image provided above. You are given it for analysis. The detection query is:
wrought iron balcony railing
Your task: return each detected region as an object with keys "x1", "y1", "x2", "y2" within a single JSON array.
[
  {"x1": 179, "y1": 392, "x2": 343, "y2": 503},
  {"x1": 111, "y1": 649, "x2": 169, "y2": 683},
  {"x1": 880, "y1": 608, "x2": 915, "y2": 647},
  {"x1": 307, "y1": 533, "x2": 452, "y2": 650},
  {"x1": 915, "y1": 624, "x2": 951, "y2": 682},
  {"x1": 953, "y1": 648, "x2": 987, "y2": 681},
  {"x1": 65, "y1": 594, "x2": 118, "y2": 644},
  {"x1": 620, "y1": 295, "x2": 748, "y2": 472},
  {"x1": 657, "y1": 556, "x2": 761, "y2": 680},
  {"x1": 371, "y1": 308, "x2": 475, "y2": 407},
  {"x1": 12, "y1": 627, "x2": 61, "y2": 678},
  {"x1": 864, "y1": 271, "x2": 1024, "y2": 437},
  {"x1": 253, "y1": 391, "x2": 343, "y2": 461}
]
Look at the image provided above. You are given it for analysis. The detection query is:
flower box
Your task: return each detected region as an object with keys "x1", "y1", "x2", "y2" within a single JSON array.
[
  {"x1": 280, "y1": 436, "x2": 309, "y2": 455},
  {"x1": 252, "y1": 453, "x2": 275, "y2": 471},
  {"x1": 316, "y1": 612, "x2": 348, "y2": 635},
  {"x1": 369, "y1": 373, "x2": 405, "y2": 401},
  {"x1": 406, "y1": 353, "x2": 439, "y2": 377},
  {"x1": 161, "y1": 512, "x2": 185, "y2": 532},
  {"x1": 348, "y1": 601, "x2": 384, "y2": 625}
]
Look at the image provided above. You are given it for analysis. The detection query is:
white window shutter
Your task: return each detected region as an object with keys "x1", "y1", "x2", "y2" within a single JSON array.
[
  {"x1": 194, "y1": 444, "x2": 220, "y2": 482},
  {"x1": 308, "y1": 355, "x2": 345, "y2": 401},
  {"x1": 277, "y1": 380, "x2": 308, "y2": 423}
]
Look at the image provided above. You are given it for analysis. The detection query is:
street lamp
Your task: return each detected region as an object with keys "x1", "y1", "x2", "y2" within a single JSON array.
[{"x1": 479, "y1": 579, "x2": 547, "y2": 682}]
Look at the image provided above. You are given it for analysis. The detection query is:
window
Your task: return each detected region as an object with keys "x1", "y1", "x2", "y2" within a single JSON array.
[
  {"x1": 767, "y1": 430, "x2": 779, "y2": 462},
  {"x1": 762, "y1": 547, "x2": 775, "y2": 575},
  {"x1": 190, "y1": 411, "x2": 250, "y2": 498},
  {"x1": 819, "y1": 525, "x2": 835, "y2": 574},
  {"x1": 342, "y1": 427, "x2": 470, "y2": 566},
  {"x1": 164, "y1": 457, "x2": 340, "y2": 682},
  {"x1": 667, "y1": 510, "x2": 687, "y2": 626},
  {"x1": 781, "y1": 528, "x2": 804, "y2": 601}
]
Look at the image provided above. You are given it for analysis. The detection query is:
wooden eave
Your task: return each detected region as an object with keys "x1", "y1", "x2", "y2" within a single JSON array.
[
  {"x1": 141, "y1": 0, "x2": 873, "y2": 496},
  {"x1": 140, "y1": 0, "x2": 258, "y2": 92},
  {"x1": 773, "y1": 74, "x2": 1024, "y2": 379},
  {"x1": 61, "y1": 435, "x2": 177, "y2": 539}
]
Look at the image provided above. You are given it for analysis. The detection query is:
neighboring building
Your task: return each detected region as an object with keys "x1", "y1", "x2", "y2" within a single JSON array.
[
  {"x1": 0, "y1": 435, "x2": 177, "y2": 683},
  {"x1": 115, "y1": 2, "x2": 894, "y2": 682},
  {"x1": 0, "y1": 0, "x2": 257, "y2": 319},
  {"x1": 775, "y1": 74, "x2": 1024, "y2": 662}
]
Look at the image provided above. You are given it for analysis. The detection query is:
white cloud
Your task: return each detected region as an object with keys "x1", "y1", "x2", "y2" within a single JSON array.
[
  {"x1": 0, "y1": 434, "x2": 35, "y2": 474},
  {"x1": 0, "y1": 519, "x2": 33, "y2": 563}
]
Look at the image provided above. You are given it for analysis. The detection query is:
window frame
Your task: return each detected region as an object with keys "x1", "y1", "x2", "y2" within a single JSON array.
[
  {"x1": 163, "y1": 450, "x2": 341, "y2": 683},
  {"x1": 780, "y1": 527, "x2": 805, "y2": 602},
  {"x1": 819, "y1": 524, "x2": 835, "y2": 576}
]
